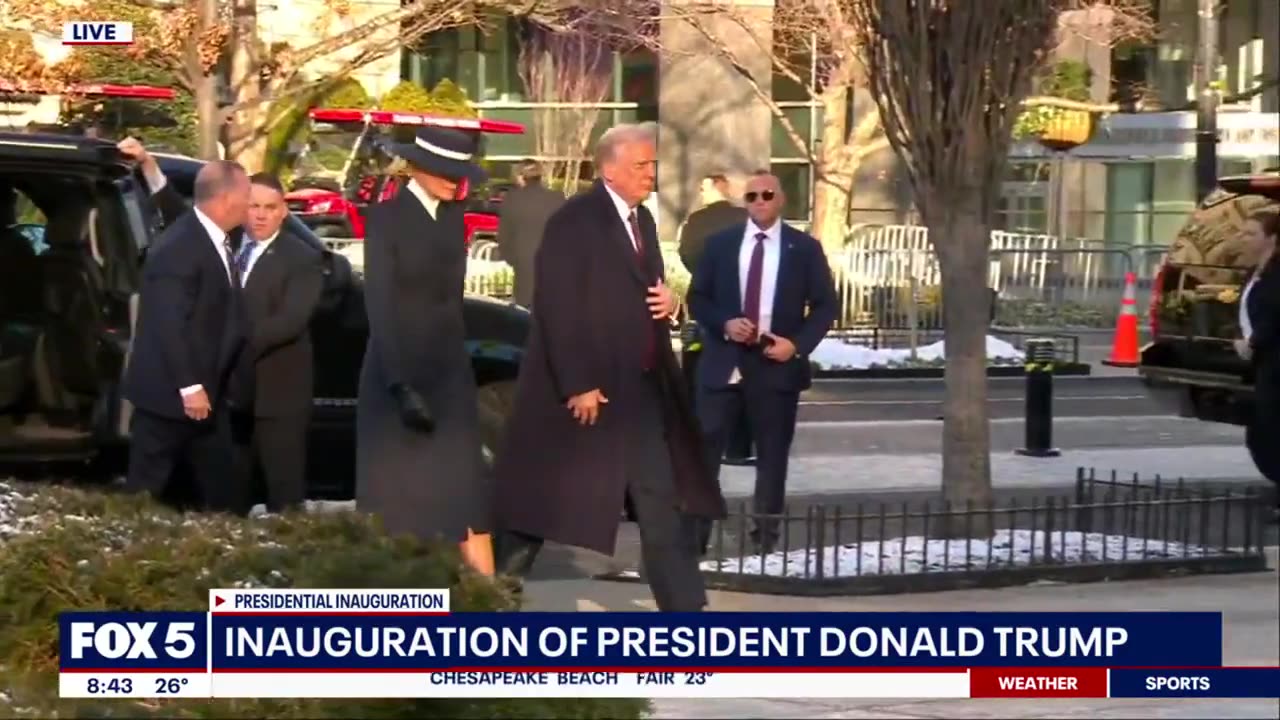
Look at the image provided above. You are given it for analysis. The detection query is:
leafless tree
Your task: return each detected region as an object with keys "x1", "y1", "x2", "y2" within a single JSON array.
[
  {"x1": 847, "y1": 0, "x2": 1121, "y2": 534},
  {"x1": 517, "y1": 21, "x2": 614, "y2": 193},
  {"x1": 629, "y1": 0, "x2": 1156, "y2": 254},
  {"x1": 626, "y1": 0, "x2": 887, "y2": 253}
]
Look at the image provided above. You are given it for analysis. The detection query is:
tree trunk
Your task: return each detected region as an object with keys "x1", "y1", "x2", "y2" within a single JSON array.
[
  {"x1": 195, "y1": 75, "x2": 220, "y2": 160},
  {"x1": 811, "y1": 166, "x2": 853, "y2": 254},
  {"x1": 933, "y1": 205, "x2": 994, "y2": 537},
  {"x1": 809, "y1": 84, "x2": 856, "y2": 255},
  {"x1": 194, "y1": 0, "x2": 221, "y2": 160},
  {"x1": 226, "y1": 0, "x2": 265, "y2": 171}
]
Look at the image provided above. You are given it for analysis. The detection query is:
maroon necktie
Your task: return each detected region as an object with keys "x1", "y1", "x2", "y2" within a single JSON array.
[
  {"x1": 628, "y1": 210, "x2": 655, "y2": 371},
  {"x1": 743, "y1": 232, "x2": 766, "y2": 342}
]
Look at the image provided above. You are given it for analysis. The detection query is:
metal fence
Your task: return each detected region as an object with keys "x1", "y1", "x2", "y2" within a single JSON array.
[
  {"x1": 679, "y1": 468, "x2": 1270, "y2": 596},
  {"x1": 336, "y1": 223, "x2": 1174, "y2": 334},
  {"x1": 830, "y1": 227, "x2": 1172, "y2": 331}
]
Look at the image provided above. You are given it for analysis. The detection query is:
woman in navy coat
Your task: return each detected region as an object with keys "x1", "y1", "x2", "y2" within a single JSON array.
[{"x1": 355, "y1": 125, "x2": 494, "y2": 574}]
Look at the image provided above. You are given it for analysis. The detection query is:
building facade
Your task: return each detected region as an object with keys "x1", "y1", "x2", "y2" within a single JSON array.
[
  {"x1": 384, "y1": 0, "x2": 1278, "y2": 245},
  {"x1": 1004, "y1": 0, "x2": 1280, "y2": 248}
]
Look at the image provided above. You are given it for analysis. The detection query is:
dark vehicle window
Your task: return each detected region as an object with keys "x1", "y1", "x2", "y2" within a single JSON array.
[{"x1": 10, "y1": 224, "x2": 48, "y2": 254}]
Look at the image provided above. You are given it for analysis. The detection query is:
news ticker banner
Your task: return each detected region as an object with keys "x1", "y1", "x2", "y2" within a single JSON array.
[{"x1": 56, "y1": 589, "x2": 1280, "y2": 700}]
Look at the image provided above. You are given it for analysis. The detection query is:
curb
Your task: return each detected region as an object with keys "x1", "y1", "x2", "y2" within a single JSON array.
[{"x1": 813, "y1": 362, "x2": 1092, "y2": 380}]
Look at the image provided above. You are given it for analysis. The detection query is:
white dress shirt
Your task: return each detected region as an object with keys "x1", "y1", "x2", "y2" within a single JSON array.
[
  {"x1": 604, "y1": 182, "x2": 642, "y2": 252},
  {"x1": 239, "y1": 231, "x2": 278, "y2": 286},
  {"x1": 140, "y1": 162, "x2": 167, "y2": 194},
  {"x1": 405, "y1": 179, "x2": 441, "y2": 220},
  {"x1": 180, "y1": 207, "x2": 232, "y2": 399},
  {"x1": 729, "y1": 219, "x2": 783, "y2": 384},
  {"x1": 1241, "y1": 275, "x2": 1258, "y2": 341}
]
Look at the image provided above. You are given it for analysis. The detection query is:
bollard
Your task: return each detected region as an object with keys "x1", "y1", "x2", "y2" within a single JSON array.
[{"x1": 1016, "y1": 338, "x2": 1061, "y2": 458}]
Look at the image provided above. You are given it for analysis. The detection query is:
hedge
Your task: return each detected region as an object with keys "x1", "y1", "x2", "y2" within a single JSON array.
[{"x1": 0, "y1": 481, "x2": 650, "y2": 719}]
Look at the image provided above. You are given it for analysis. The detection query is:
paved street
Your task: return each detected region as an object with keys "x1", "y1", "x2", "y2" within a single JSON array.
[
  {"x1": 799, "y1": 376, "x2": 1157, "y2": 423},
  {"x1": 523, "y1": 565, "x2": 1280, "y2": 719},
  {"x1": 524, "y1": 374, "x2": 1277, "y2": 580}
]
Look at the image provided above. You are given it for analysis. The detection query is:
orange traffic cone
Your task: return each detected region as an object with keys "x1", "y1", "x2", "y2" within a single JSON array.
[{"x1": 1103, "y1": 271, "x2": 1140, "y2": 367}]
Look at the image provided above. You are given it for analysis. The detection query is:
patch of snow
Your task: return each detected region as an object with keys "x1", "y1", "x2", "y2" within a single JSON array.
[
  {"x1": 248, "y1": 499, "x2": 355, "y2": 517},
  {"x1": 810, "y1": 335, "x2": 1024, "y2": 370},
  {"x1": 698, "y1": 529, "x2": 1210, "y2": 578}
]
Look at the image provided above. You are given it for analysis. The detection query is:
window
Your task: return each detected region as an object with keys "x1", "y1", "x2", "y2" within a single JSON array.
[
  {"x1": 478, "y1": 18, "x2": 521, "y2": 101},
  {"x1": 1150, "y1": 159, "x2": 1196, "y2": 243},
  {"x1": 770, "y1": 36, "x2": 815, "y2": 103},
  {"x1": 404, "y1": 22, "x2": 521, "y2": 101},
  {"x1": 477, "y1": 108, "x2": 536, "y2": 156},
  {"x1": 620, "y1": 50, "x2": 657, "y2": 106},
  {"x1": 772, "y1": 162, "x2": 811, "y2": 222},
  {"x1": 1105, "y1": 162, "x2": 1153, "y2": 246},
  {"x1": 772, "y1": 106, "x2": 814, "y2": 159}
]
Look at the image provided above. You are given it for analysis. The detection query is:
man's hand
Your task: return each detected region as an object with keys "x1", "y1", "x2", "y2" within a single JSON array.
[
  {"x1": 182, "y1": 388, "x2": 212, "y2": 421},
  {"x1": 1234, "y1": 338, "x2": 1253, "y2": 361},
  {"x1": 566, "y1": 389, "x2": 608, "y2": 426},
  {"x1": 647, "y1": 280, "x2": 677, "y2": 320},
  {"x1": 724, "y1": 317, "x2": 756, "y2": 343},
  {"x1": 117, "y1": 137, "x2": 156, "y2": 171},
  {"x1": 762, "y1": 332, "x2": 797, "y2": 362}
]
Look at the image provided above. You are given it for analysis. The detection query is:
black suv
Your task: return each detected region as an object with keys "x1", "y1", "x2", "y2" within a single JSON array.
[{"x1": 0, "y1": 134, "x2": 528, "y2": 499}]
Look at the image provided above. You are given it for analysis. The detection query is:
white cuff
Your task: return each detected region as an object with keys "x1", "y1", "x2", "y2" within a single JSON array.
[
  {"x1": 179, "y1": 384, "x2": 204, "y2": 397},
  {"x1": 142, "y1": 164, "x2": 167, "y2": 193}
]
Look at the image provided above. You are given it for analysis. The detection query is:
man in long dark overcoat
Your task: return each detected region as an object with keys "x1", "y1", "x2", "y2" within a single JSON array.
[
  {"x1": 494, "y1": 160, "x2": 565, "y2": 308},
  {"x1": 492, "y1": 123, "x2": 726, "y2": 612}
]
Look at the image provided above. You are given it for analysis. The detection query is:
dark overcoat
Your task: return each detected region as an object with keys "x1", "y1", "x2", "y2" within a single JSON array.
[
  {"x1": 495, "y1": 182, "x2": 565, "y2": 307},
  {"x1": 355, "y1": 189, "x2": 491, "y2": 543},
  {"x1": 493, "y1": 182, "x2": 727, "y2": 556}
]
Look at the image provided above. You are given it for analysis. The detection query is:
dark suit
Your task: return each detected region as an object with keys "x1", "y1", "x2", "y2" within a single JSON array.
[
  {"x1": 689, "y1": 221, "x2": 837, "y2": 550},
  {"x1": 123, "y1": 209, "x2": 245, "y2": 513},
  {"x1": 495, "y1": 182, "x2": 566, "y2": 307},
  {"x1": 678, "y1": 200, "x2": 753, "y2": 465},
  {"x1": 493, "y1": 181, "x2": 725, "y2": 612},
  {"x1": 1243, "y1": 259, "x2": 1280, "y2": 510},
  {"x1": 229, "y1": 231, "x2": 325, "y2": 513},
  {"x1": 678, "y1": 200, "x2": 747, "y2": 275}
]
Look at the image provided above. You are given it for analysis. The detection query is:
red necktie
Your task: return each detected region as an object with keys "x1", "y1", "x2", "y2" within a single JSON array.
[
  {"x1": 628, "y1": 210, "x2": 655, "y2": 371},
  {"x1": 743, "y1": 232, "x2": 766, "y2": 342}
]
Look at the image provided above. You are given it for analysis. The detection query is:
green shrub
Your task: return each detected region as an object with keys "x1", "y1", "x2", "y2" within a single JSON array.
[
  {"x1": 1013, "y1": 59, "x2": 1094, "y2": 141},
  {"x1": 0, "y1": 481, "x2": 650, "y2": 719},
  {"x1": 379, "y1": 81, "x2": 438, "y2": 114}
]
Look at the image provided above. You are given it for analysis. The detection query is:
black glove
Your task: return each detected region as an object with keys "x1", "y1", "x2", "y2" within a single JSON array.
[{"x1": 390, "y1": 384, "x2": 435, "y2": 433}]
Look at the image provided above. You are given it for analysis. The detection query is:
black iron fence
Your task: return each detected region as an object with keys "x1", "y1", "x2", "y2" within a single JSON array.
[{"x1": 671, "y1": 468, "x2": 1271, "y2": 596}]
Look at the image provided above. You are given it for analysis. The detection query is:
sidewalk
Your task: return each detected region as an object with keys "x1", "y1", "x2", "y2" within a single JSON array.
[
  {"x1": 522, "y1": 563, "x2": 1280, "y2": 719},
  {"x1": 723, "y1": 444, "x2": 1260, "y2": 497}
]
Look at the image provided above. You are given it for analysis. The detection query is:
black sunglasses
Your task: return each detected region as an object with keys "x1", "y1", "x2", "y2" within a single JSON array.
[{"x1": 744, "y1": 190, "x2": 775, "y2": 203}]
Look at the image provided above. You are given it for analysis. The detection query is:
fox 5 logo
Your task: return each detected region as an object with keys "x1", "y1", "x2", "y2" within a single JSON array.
[{"x1": 60, "y1": 614, "x2": 204, "y2": 666}]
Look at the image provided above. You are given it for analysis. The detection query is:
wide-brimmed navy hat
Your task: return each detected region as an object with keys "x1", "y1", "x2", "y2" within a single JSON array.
[{"x1": 392, "y1": 125, "x2": 487, "y2": 183}]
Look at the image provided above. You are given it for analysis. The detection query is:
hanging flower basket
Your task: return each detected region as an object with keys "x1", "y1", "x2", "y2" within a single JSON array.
[{"x1": 1038, "y1": 109, "x2": 1094, "y2": 152}]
